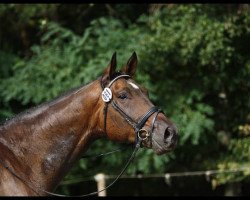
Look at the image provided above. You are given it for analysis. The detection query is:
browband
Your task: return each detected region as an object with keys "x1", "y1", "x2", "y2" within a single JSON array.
[{"x1": 107, "y1": 75, "x2": 130, "y2": 88}]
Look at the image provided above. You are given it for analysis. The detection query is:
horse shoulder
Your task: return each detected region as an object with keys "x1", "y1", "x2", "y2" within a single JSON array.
[{"x1": 0, "y1": 163, "x2": 35, "y2": 196}]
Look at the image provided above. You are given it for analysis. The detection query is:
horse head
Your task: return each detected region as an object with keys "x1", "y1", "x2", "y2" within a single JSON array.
[{"x1": 99, "y1": 52, "x2": 178, "y2": 155}]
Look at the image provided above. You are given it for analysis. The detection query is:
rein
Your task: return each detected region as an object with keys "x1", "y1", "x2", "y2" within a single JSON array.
[
  {"x1": 0, "y1": 140, "x2": 142, "y2": 197},
  {"x1": 0, "y1": 75, "x2": 161, "y2": 196}
]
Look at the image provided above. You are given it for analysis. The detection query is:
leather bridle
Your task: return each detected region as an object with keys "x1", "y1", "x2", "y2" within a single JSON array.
[
  {"x1": 0, "y1": 74, "x2": 162, "y2": 197},
  {"x1": 101, "y1": 74, "x2": 162, "y2": 146}
]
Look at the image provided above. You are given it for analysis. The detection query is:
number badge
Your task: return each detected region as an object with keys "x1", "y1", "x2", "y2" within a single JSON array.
[{"x1": 102, "y1": 87, "x2": 112, "y2": 102}]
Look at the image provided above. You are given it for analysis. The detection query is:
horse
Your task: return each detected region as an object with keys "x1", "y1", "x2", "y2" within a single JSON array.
[{"x1": 0, "y1": 52, "x2": 178, "y2": 196}]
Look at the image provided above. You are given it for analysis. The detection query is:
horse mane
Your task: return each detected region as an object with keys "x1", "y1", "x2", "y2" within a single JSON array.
[
  {"x1": 0, "y1": 71, "x2": 128, "y2": 128},
  {"x1": 0, "y1": 83, "x2": 87, "y2": 128}
]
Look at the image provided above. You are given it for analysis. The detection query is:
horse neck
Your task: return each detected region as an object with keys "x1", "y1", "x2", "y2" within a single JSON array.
[{"x1": 0, "y1": 79, "x2": 105, "y2": 192}]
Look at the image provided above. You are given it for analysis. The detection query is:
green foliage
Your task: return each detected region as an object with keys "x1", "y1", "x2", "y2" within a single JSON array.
[
  {"x1": 211, "y1": 137, "x2": 250, "y2": 188},
  {"x1": 0, "y1": 4, "x2": 250, "y2": 194}
]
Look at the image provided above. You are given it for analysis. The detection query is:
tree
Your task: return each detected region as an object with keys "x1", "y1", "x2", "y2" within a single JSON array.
[{"x1": 0, "y1": 4, "x2": 249, "y2": 195}]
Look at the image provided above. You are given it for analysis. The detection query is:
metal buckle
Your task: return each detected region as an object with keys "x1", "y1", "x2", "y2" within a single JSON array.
[{"x1": 137, "y1": 129, "x2": 150, "y2": 141}]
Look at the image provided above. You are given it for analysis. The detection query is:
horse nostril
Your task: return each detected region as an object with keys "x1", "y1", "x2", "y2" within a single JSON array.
[{"x1": 164, "y1": 127, "x2": 171, "y2": 143}]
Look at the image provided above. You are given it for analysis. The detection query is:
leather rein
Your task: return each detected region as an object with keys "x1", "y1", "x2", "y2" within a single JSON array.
[{"x1": 0, "y1": 74, "x2": 162, "y2": 196}]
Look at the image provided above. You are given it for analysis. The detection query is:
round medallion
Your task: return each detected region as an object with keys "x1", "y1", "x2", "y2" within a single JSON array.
[{"x1": 102, "y1": 87, "x2": 112, "y2": 102}]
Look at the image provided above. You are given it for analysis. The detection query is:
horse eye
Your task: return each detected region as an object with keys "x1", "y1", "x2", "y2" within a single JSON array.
[{"x1": 118, "y1": 93, "x2": 127, "y2": 100}]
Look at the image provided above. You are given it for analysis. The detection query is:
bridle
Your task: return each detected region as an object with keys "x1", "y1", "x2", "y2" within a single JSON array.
[
  {"x1": 101, "y1": 74, "x2": 162, "y2": 145},
  {"x1": 0, "y1": 74, "x2": 162, "y2": 197}
]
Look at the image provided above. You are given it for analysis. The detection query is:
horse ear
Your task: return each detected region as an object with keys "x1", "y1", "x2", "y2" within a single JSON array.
[
  {"x1": 123, "y1": 52, "x2": 137, "y2": 77},
  {"x1": 102, "y1": 52, "x2": 117, "y2": 87}
]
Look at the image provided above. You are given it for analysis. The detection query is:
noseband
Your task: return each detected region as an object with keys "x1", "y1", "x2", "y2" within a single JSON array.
[{"x1": 101, "y1": 74, "x2": 162, "y2": 146}]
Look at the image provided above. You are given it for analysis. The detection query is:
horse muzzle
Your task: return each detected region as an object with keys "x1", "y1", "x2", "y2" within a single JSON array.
[{"x1": 141, "y1": 118, "x2": 178, "y2": 155}]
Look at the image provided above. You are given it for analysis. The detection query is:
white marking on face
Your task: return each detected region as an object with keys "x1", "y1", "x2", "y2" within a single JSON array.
[{"x1": 128, "y1": 81, "x2": 139, "y2": 90}]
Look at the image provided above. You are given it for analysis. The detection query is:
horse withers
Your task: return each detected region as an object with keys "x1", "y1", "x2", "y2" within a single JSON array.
[{"x1": 0, "y1": 52, "x2": 178, "y2": 196}]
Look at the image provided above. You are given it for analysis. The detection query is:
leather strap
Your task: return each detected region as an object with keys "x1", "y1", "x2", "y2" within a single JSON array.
[{"x1": 135, "y1": 106, "x2": 161, "y2": 133}]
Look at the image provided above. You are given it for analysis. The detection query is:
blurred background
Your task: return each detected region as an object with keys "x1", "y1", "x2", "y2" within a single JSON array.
[{"x1": 0, "y1": 4, "x2": 249, "y2": 196}]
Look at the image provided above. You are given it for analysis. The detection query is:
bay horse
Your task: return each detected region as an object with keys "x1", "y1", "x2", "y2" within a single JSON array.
[{"x1": 0, "y1": 52, "x2": 178, "y2": 196}]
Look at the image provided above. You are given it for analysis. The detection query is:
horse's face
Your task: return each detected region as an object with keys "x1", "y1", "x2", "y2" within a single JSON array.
[{"x1": 101, "y1": 52, "x2": 178, "y2": 155}]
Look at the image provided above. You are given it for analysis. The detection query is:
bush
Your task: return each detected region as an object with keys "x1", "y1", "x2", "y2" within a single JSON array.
[{"x1": 0, "y1": 4, "x2": 249, "y2": 194}]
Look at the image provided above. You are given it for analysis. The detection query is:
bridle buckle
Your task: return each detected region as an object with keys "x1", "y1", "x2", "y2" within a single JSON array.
[{"x1": 137, "y1": 129, "x2": 150, "y2": 141}]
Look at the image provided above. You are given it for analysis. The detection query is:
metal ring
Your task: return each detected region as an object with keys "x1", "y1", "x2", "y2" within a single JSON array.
[{"x1": 137, "y1": 129, "x2": 150, "y2": 141}]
